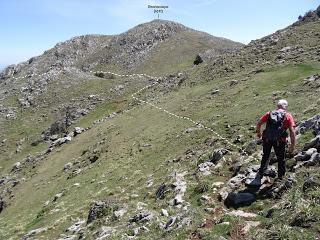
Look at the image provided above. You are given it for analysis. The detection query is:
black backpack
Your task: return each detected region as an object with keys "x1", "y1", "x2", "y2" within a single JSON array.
[{"x1": 263, "y1": 110, "x2": 287, "y2": 141}]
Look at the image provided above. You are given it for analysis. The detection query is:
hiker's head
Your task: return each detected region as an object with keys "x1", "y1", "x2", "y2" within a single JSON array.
[{"x1": 277, "y1": 99, "x2": 288, "y2": 109}]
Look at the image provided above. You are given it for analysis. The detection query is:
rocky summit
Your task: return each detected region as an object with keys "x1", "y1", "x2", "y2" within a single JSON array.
[{"x1": 1, "y1": 6, "x2": 320, "y2": 240}]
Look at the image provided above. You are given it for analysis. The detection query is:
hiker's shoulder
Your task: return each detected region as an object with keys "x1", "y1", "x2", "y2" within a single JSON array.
[{"x1": 284, "y1": 111, "x2": 294, "y2": 118}]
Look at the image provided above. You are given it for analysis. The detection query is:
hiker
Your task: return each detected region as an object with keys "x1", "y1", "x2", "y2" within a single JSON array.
[{"x1": 249, "y1": 99, "x2": 296, "y2": 186}]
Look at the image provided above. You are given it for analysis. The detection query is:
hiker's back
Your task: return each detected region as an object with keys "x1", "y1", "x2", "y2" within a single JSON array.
[{"x1": 263, "y1": 110, "x2": 287, "y2": 142}]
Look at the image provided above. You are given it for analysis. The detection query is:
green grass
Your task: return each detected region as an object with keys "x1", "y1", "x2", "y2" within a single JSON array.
[{"x1": 1, "y1": 18, "x2": 320, "y2": 239}]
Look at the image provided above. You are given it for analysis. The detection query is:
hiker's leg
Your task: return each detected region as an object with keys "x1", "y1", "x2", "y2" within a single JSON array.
[
  {"x1": 274, "y1": 141, "x2": 286, "y2": 179},
  {"x1": 258, "y1": 140, "x2": 272, "y2": 176}
]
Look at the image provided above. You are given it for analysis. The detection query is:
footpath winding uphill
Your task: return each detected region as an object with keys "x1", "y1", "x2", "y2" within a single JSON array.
[{"x1": 0, "y1": 6, "x2": 320, "y2": 240}]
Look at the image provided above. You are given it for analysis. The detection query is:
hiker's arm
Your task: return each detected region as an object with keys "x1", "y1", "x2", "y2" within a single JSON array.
[
  {"x1": 256, "y1": 119, "x2": 263, "y2": 138},
  {"x1": 288, "y1": 125, "x2": 296, "y2": 153}
]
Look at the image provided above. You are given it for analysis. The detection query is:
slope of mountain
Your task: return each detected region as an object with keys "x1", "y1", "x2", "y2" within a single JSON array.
[
  {"x1": 0, "y1": 7, "x2": 320, "y2": 240},
  {"x1": 0, "y1": 19, "x2": 242, "y2": 174}
]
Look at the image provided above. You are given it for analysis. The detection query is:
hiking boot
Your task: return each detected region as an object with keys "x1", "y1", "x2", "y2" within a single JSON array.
[{"x1": 247, "y1": 175, "x2": 262, "y2": 187}]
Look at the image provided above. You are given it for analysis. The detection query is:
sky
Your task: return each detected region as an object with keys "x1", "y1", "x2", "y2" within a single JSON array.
[{"x1": 0, "y1": 0, "x2": 319, "y2": 69}]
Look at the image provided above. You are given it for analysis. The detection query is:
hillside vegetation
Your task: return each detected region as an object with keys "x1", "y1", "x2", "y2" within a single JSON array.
[{"x1": 0, "y1": 7, "x2": 320, "y2": 240}]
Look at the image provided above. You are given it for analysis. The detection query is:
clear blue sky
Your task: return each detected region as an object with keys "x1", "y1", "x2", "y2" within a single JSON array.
[{"x1": 0, "y1": 0, "x2": 319, "y2": 68}]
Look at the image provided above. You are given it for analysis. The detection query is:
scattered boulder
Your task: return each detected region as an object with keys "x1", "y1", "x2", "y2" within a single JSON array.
[
  {"x1": 224, "y1": 192, "x2": 256, "y2": 209},
  {"x1": 243, "y1": 139, "x2": 262, "y2": 155},
  {"x1": 53, "y1": 192, "x2": 64, "y2": 202},
  {"x1": 74, "y1": 127, "x2": 85, "y2": 136},
  {"x1": 95, "y1": 226, "x2": 116, "y2": 240},
  {"x1": 294, "y1": 152, "x2": 320, "y2": 169},
  {"x1": 303, "y1": 135, "x2": 320, "y2": 151},
  {"x1": 114, "y1": 209, "x2": 127, "y2": 219},
  {"x1": 302, "y1": 176, "x2": 320, "y2": 192},
  {"x1": 161, "y1": 209, "x2": 169, "y2": 217},
  {"x1": 265, "y1": 175, "x2": 296, "y2": 198},
  {"x1": 211, "y1": 89, "x2": 220, "y2": 95},
  {"x1": 155, "y1": 183, "x2": 167, "y2": 199},
  {"x1": 193, "y1": 54, "x2": 203, "y2": 65},
  {"x1": 164, "y1": 216, "x2": 177, "y2": 230},
  {"x1": 22, "y1": 227, "x2": 47, "y2": 240},
  {"x1": 64, "y1": 162, "x2": 73, "y2": 171},
  {"x1": 242, "y1": 221, "x2": 260, "y2": 234},
  {"x1": 226, "y1": 210, "x2": 257, "y2": 218},
  {"x1": 170, "y1": 172, "x2": 187, "y2": 206},
  {"x1": 87, "y1": 200, "x2": 115, "y2": 224},
  {"x1": 66, "y1": 220, "x2": 85, "y2": 234},
  {"x1": 198, "y1": 161, "x2": 214, "y2": 175},
  {"x1": 294, "y1": 148, "x2": 317, "y2": 161},
  {"x1": 11, "y1": 162, "x2": 21, "y2": 172},
  {"x1": 129, "y1": 211, "x2": 154, "y2": 223},
  {"x1": 52, "y1": 136, "x2": 72, "y2": 147},
  {"x1": 290, "y1": 213, "x2": 317, "y2": 228},
  {"x1": 209, "y1": 148, "x2": 228, "y2": 163}
]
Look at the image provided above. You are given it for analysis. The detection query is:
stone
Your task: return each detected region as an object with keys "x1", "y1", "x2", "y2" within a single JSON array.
[
  {"x1": 87, "y1": 200, "x2": 113, "y2": 224},
  {"x1": 212, "y1": 181, "x2": 224, "y2": 187},
  {"x1": 23, "y1": 227, "x2": 47, "y2": 239},
  {"x1": 290, "y1": 213, "x2": 317, "y2": 228},
  {"x1": 114, "y1": 209, "x2": 127, "y2": 219},
  {"x1": 243, "y1": 139, "x2": 262, "y2": 155},
  {"x1": 96, "y1": 226, "x2": 116, "y2": 240},
  {"x1": 242, "y1": 221, "x2": 261, "y2": 234},
  {"x1": 265, "y1": 175, "x2": 296, "y2": 198},
  {"x1": 161, "y1": 209, "x2": 169, "y2": 217},
  {"x1": 303, "y1": 135, "x2": 320, "y2": 151},
  {"x1": 228, "y1": 174, "x2": 246, "y2": 189},
  {"x1": 171, "y1": 172, "x2": 187, "y2": 206},
  {"x1": 164, "y1": 216, "x2": 176, "y2": 229},
  {"x1": 12, "y1": 162, "x2": 21, "y2": 171},
  {"x1": 280, "y1": 46, "x2": 292, "y2": 52},
  {"x1": 53, "y1": 192, "x2": 64, "y2": 202},
  {"x1": 66, "y1": 220, "x2": 85, "y2": 234},
  {"x1": 155, "y1": 183, "x2": 167, "y2": 199},
  {"x1": 129, "y1": 211, "x2": 153, "y2": 223},
  {"x1": 209, "y1": 148, "x2": 228, "y2": 163},
  {"x1": 52, "y1": 136, "x2": 72, "y2": 146},
  {"x1": 204, "y1": 208, "x2": 215, "y2": 213},
  {"x1": 198, "y1": 161, "x2": 214, "y2": 175},
  {"x1": 211, "y1": 89, "x2": 220, "y2": 95},
  {"x1": 74, "y1": 127, "x2": 85, "y2": 136},
  {"x1": 229, "y1": 80, "x2": 239, "y2": 86},
  {"x1": 233, "y1": 135, "x2": 244, "y2": 144},
  {"x1": 218, "y1": 187, "x2": 230, "y2": 201},
  {"x1": 194, "y1": 54, "x2": 203, "y2": 65},
  {"x1": 226, "y1": 210, "x2": 257, "y2": 218},
  {"x1": 302, "y1": 176, "x2": 319, "y2": 192},
  {"x1": 294, "y1": 152, "x2": 320, "y2": 169},
  {"x1": 295, "y1": 148, "x2": 317, "y2": 161},
  {"x1": 64, "y1": 162, "x2": 73, "y2": 171},
  {"x1": 224, "y1": 192, "x2": 256, "y2": 208}
]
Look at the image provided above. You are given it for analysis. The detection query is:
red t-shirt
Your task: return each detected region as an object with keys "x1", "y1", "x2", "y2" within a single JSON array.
[{"x1": 260, "y1": 109, "x2": 295, "y2": 141}]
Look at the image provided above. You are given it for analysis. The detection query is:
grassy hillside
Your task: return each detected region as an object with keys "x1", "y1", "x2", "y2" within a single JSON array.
[{"x1": 1, "y1": 9, "x2": 320, "y2": 240}]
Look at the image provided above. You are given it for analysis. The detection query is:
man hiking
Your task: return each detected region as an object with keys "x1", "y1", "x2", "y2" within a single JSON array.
[{"x1": 249, "y1": 99, "x2": 296, "y2": 186}]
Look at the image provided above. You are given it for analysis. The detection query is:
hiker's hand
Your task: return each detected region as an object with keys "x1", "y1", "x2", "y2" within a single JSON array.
[
  {"x1": 288, "y1": 144, "x2": 295, "y2": 154},
  {"x1": 257, "y1": 132, "x2": 262, "y2": 139}
]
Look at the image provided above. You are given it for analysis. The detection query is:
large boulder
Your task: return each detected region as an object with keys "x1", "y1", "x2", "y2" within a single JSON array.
[
  {"x1": 294, "y1": 148, "x2": 318, "y2": 162},
  {"x1": 303, "y1": 135, "x2": 320, "y2": 151},
  {"x1": 224, "y1": 192, "x2": 256, "y2": 208},
  {"x1": 87, "y1": 200, "x2": 115, "y2": 224}
]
